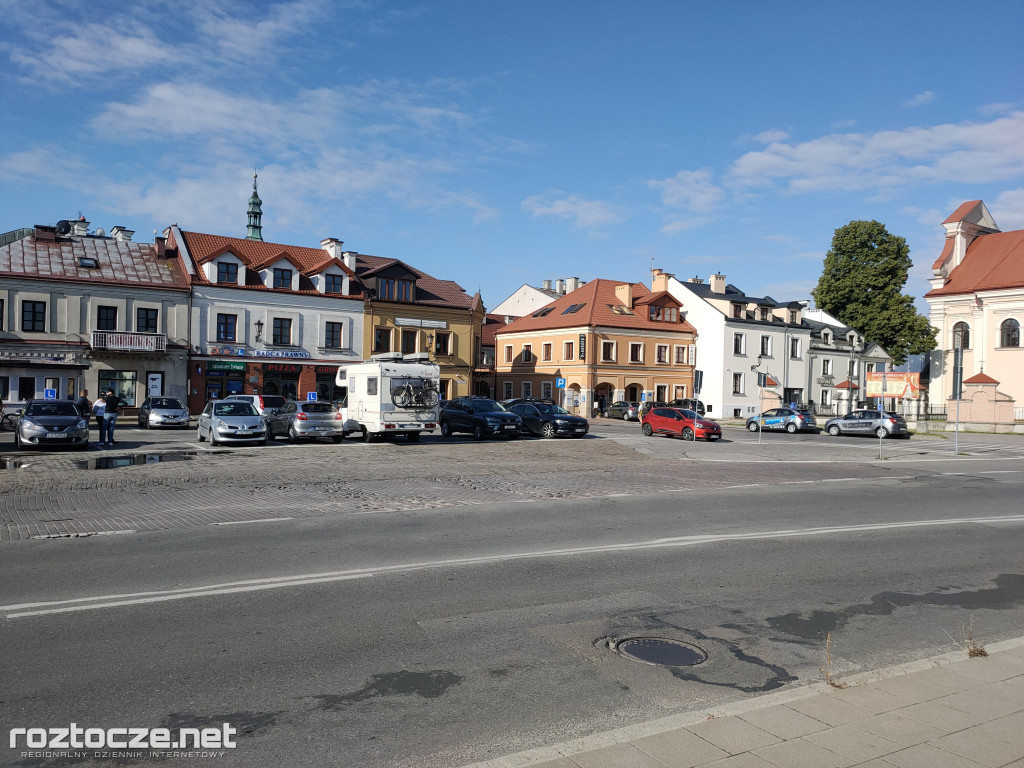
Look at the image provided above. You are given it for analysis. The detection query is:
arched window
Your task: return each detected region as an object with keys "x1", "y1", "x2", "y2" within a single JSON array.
[
  {"x1": 952, "y1": 321, "x2": 970, "y2": 350},
  {"x1": 1000, "y1": 319, "x2": 1020, "y2": 348}
]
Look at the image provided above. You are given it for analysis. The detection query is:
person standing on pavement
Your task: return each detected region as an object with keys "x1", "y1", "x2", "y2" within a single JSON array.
[
  {"x1": 74, "y1": 388, "x2": 91, "y2": 416},
  {"x1": 100, "y1": 389, "x2": 128, "y2": 445},
  {"x1": 92, "y1": 396, "x2": 107, "y2": 443}
]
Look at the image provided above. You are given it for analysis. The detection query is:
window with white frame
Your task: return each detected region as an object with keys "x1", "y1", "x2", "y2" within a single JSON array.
[
  {"x1": 733, "y1": 332, "x2": 746, "y2": 355},
  {"x1": 732, "y1": 303, "x2": 743, "y2": 318},
  {"x1": 821, "y1": 389, "x2": 833, "y2": 406},
  {"x1": 760, "y1": 335, "x2": 772, "y2": 356},
  {"x1": 601, "y1": 341, "x2": 615, "y2": 362},
  {"x1": 522, "y1": 381, "x2": 532, "y2": 398},
  {"x1": 564, "y1": 340, "x2": 574, "y2": 360},
  {"x1": 656, "y1": 344, "x2": 669, "y2": 363},
  {"x1": 522, "y1": 344, "x2": 533, "y2": 363},
  {"x1": 822, "y1": 359, "x2": 832, "y2": 376},
  {"x1": 434, "y1": 331, "x2": 452, "y2": 356},
  {"x1": 732, "y1": 372, "x2": 744, "y2": 394},
  {"x1": 674, "y1": 345, "x2": 686, "y2": 364},
  {"x1": 503, "y1": 381, "x2": 513, "y2": 399},
  {"x1": 629, "y1": 342, "x2": 643, "y2": 363},
  {"x1": 542, "y1": 342, "x2": 552, "y2": 361},
  {"x1": 541, "y1": 381, "x2": 553, "y2": 399},
  {"x1": 790, "y1": 337, "x2": 801, "y2": 358},
  {"x1": 504, "y1": 345, "x2": 513, "y2": 363}
]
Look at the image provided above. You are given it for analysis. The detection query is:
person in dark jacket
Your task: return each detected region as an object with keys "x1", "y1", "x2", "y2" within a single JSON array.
[
  {"x1": 99, "y1": 389, "x2": 128, "y2": 445},
  {"x1": 74, "y1": 388, "x2": 91, "y2": 417}
]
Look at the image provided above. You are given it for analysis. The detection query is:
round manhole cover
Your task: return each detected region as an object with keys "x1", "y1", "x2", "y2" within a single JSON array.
[{"x1": 616, "y1": 637, "x2": 707, "y2": 667}]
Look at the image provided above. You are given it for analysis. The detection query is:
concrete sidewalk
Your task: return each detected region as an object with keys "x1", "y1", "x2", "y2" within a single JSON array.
[{"x1": 466, "y1": 638, "x2": 1024, "y2": 768}]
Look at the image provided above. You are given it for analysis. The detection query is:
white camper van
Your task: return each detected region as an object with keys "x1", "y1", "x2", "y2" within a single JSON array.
[{"x1": 335, "y1": 353, "x2": 441, "y2": 442}]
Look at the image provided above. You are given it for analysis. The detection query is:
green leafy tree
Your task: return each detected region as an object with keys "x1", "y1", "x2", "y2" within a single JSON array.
[{"x1": 811, "y1": 220, "x2": 936, "y2": 365}]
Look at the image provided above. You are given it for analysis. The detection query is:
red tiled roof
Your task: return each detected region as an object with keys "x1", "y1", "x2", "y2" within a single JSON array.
[
  {"x1": 480, "y1": 314, "x2": 507, "y2": 347},
  {"x1": 0, "y1": 231, "x2": 189, "y2": 290},
  {"x1": 925, "y1": 229, "x2": 1024, "y2": 296},
  {"x1": 833, "y1": 379, "x2": 859, "y2": 390},
  {"x1": 964, "y1": 372, "x2": 999, "y2": 384},
  {"x1": 931, "y1": 236, "x2": 955, "y2": 272},
  {"x1": 178, "y1": 230, "x2": 475, "y2": 309},
  {"x1": 943, "y1": 200, "x2": 983, "y2": 225},
  {"x1": 499, "y1": 279, "x2": 696, "y2": 335}
]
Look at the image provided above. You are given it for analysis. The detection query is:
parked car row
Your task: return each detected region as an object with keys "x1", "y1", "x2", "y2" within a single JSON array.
[{"x1": 744, "y1": 408, "x2": 909, "y2": 438}]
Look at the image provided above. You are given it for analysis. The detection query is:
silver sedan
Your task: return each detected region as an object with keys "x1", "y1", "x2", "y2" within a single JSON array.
[
  {"x1": 197, "y1": 400, "x2": 267, "y2": 446},
  {"x1": 824, "y1": 410, "x2": 909, "y2": 438}
]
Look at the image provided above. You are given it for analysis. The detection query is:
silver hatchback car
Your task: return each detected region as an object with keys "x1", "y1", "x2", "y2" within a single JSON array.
[
  {"x1": 266, "y1": 400, "x2": 345, "y2": 443},
  {"x1": 746, "y1": 407, "x2": 819, "y2": 433},
  {"x1": 197, "y1": 400, "x2": 268, "y2": 446},
  {"x1": 824, "y1": 410, "x2": 909, "y2": 438}
]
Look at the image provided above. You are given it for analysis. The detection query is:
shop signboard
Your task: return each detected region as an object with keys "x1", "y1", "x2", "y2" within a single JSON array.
[{"x1": 208, "y1": 361, "x2": 246, "y2": 372}]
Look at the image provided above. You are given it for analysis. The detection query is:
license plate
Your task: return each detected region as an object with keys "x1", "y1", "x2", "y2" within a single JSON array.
[
  {"x1": 502, "y1": 425, "x2": 516, "y2": 430},
  {"x1": 400, "y1": 424, "x2": 421, "y2": 429},
  {"x1": 574, "y1": 428, "x2": 586, "y2": 433},
  {"x1": 46, "y1": 432, "x2": 67, "y2": 439},
  {"x1": 235, "y1": 430, "x2": 252, "y2": 436}
]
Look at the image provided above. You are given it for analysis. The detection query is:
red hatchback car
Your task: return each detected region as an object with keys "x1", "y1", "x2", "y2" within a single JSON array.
[{"x1": 641, "y1": 406, "x2": 722, "y2": 441}]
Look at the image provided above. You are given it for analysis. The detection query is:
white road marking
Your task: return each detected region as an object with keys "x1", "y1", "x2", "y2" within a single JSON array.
[
  {"x1": 215, "y1": 517, "x2": 294, "y2": 525},
  {"x1": 6, "y1": 512, "x2": 1024, "y2": 619}
]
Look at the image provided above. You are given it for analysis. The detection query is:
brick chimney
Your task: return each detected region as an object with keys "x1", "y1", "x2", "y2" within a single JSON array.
[{"x1": 709, "y1": 273, "x2": 726, "y2": 294}]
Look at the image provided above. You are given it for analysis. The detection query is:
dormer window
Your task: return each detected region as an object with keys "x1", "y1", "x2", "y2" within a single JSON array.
[
  {"x1": 788, "y1": 309, "x2": 798, "y2": 324},
  {"x1": 759, "y1": 307, "x2": 770, "y2": 321},
  {"x1": 732, "y1": 303, "x2": 744, "y2": 318},
  {"x1": 324, "y1": 274, "x2": 343, "y2": 293},
  {"x1": 648, "y1": 305, "x2": 678, "y2": 322},
  {"x1": 217, "y1": 262, "x2": 238, "y2": 284},
  {"x1": 379, "y1": 277, "x2": 413, "y2": 301},
  {"x1": 273, "y1": 268, "x2": 293, "y2": 289},
  {"x1": 822, "y1": 330, "x2": 832, "y2": 345}
]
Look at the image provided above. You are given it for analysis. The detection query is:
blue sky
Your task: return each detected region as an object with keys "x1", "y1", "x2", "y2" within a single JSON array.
[{"x1": 2, "y1": 0, "x2": 1022, "y2": 314}]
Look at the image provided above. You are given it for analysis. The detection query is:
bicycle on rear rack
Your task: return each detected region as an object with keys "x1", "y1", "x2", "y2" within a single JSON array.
[{"x1": 391, "y1": 382, "x2": 440, "y2": 409}]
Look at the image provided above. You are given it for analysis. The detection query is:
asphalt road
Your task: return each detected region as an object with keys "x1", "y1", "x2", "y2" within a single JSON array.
[{"x1": 2, "y1": 421, "x2": 1024, "y2": 767}]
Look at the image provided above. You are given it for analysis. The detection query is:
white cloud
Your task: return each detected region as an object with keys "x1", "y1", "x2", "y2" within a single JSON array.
[
  {"x1": 727, "y1": 111, "x2": 1024, "y2": 194},
  {"x1": 754, "y1": 130, "x2": 790, "y2": 143},
  {"x1": 7, "y1": 23, "x2": 180, "y2": 83},
  {"x1": 195, "y1": 0, "x2": 327, "y2": 62},
  {"x1": 991, "y1": 188, "x2": 1024, "y2": 230},
  {"x1": 521, "y1": 192, "x2": 627, "y2": 232},
  {"x1": 650, "y1": 168, "x2": 724, "y2": 212},
  {"x1": 902, "y1": 91, "x2": 935, "y2": 108}
]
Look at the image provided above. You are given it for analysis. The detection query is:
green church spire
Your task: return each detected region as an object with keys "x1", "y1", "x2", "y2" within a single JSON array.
[{"x1": 246, "y1": 171, "x2": 263, "y2": 241}]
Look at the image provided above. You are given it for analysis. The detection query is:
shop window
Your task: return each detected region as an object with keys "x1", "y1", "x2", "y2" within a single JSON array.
[
  {"x1": 19, "y1": 376, "x2": 35, "y2": 401},
  {"x1": 97, "y1": 306, "x2": 117, "y2": 331},
  {"x1": 503, "y1": 381, "x2": 513, "y2": 399},
  {"x1": 522, "y1": 381, "x2": 532, "y2": 398},
  {"x1": 22, "y1": 300, "x2": 46, "y2": 332},
  {"x1": 542, "y1": 381, "x2": 553, "y2": 399},
  {"x1": 98, "y1": 370, "x2": 138, "y2": 406},
  {"x1": 137, "y1": 308, "x2": 159, "y2": 333}
]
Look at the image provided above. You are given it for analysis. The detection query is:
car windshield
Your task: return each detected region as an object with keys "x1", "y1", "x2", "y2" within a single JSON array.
[
  {"x1": 472, "y1": 399, "x2": 506, "y2": 411},
  {"x1": 152, "y1": 398, "x2": 183, "y2": 409},
  {"x1": 214, "y1": 402, "x2": 259, "y2": 417},
  {"x1": 26, "y1": 402, "x2": 79, "y2": 417},
  {"x1": 301, "y1": 403, "x2": 336, "y2": 413},
  {"x1": 536, "y1": 403, "x2": 570, "y2": 415},
  {"x1": 680, "y1": 409, "x2": 697, "y2": 419}
]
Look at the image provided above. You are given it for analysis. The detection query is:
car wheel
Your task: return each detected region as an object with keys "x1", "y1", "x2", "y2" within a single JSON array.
[
  {"x1": 875, "y1": 426, "x2": 889, "y2": 438},
  {"x1": 197, "y1": 427, "x2": 205, "y2": 442},
  {"x1": 288, "y1": 426, "x2": 300, "y2": 444},
  {"x1": 828, "y1": 425, "x2": 841, "y2": 436},
  {"x1": 786, "y1": 423, "x2": 798, "y2": 434},
  {"x1": 603, "y1": 411, "x2": 610, "y2": 418},
  {"x1": 641, "y1": 423, "x2": 653, "y2": 436},
  {"x1": 210, "y1": 432, "x2": 219, "y2": 447},
  {"x1": 541, "y1": 422, "x2": 556, "y2": 438},
  {"x1": 682, "y1": 427, "x2": 694, "y2": 441},
  {"x1": 362, "y1": 428, "x2": 375, "y2": 443},
  {"x1": 15, "y1": 434, "x2": 24, "y2": 451},
  {"x1": 622, "y1": 412, "x2": 630, "y2": 421},
  {"x1": 747, "y1": 421, "x2": 759, "y2": 432},
  {"x1": 473, "y1": 423, "x2": 486, "y2": 440},
  {"x1": 440, "y1": 421, "x2": 452, "y2": 438}
]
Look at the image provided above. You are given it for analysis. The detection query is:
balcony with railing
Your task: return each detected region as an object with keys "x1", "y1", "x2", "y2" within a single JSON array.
[
  {"x1": 477, "y1": 350, "x2": 496, "y2": 368},
  {"x1": 91, "y1": 330, "x2": 168, "y2": 353}
]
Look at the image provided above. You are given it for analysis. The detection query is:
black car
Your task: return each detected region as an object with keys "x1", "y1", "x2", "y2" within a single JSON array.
[
  {"x1": 439, "y1": 397, "x2": 521, "y2": 440},
  {"x1": 505, "y1": 399, "x2": 589, "y2": 438}
]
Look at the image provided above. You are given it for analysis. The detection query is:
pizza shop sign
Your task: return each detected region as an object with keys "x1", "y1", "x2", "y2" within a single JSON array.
[{"x1": 263, "y1": 364, "x2": 301, "y2": 374}]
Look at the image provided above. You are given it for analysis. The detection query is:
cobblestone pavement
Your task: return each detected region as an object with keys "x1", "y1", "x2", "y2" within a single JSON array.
[{"x1": 0, "y1": 434, "x2": 909, "y2": 541}]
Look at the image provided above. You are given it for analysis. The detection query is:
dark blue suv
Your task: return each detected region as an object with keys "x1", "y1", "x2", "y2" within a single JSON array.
[{"x1": 439, "y1": 397, "x2": 522, "y2": 440}]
